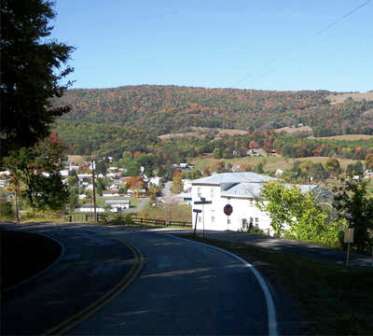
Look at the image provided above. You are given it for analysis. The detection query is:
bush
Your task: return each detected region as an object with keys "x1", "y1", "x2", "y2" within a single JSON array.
[
  {"x1": 110, "y1": 214, "x2": 125, "y2": 225},
  {"x1": 0, "y1": 200, "x2": 14, "y2": 219}
]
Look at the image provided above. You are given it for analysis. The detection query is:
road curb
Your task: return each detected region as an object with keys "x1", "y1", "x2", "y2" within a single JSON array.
[{"x1": 43, "y1": 240, "x2": 144, "y2": 335}]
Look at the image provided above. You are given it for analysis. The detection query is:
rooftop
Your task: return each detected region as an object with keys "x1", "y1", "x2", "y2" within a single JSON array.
[{"x1": 192, "y1": 172, "x2": 275, "y2": 185}]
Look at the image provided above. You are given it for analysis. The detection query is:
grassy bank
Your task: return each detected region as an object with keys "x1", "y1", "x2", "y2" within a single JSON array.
[
  {"x1": 1, "y1": 230, "x2": 62, "y2": 289},
  {"x1": 184, "y1": 235, "x2": 373, "y2": 335}
]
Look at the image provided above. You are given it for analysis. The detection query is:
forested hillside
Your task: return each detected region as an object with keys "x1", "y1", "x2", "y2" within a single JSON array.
[{"x1": 54, "y1": 85, "x2": 373, "y2": 155}]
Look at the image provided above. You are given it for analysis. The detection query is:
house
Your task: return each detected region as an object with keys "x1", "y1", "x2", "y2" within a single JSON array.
[
  {"x1": 59, "y1": 169, "x2": 69, "y2": 177},
  {"x1": 149, "y1": 176, "x2": 162, "y2": 187},
  {"x1": 275, "y1": 169, "x2": 284, "y2": 177},
  {"x1": 172, "y1": 163, "x2": 194, "y2": 170},
  {"x1": 76, "y1": 205, "x2": 105, "y2": 213},
  {"x1": 102, "y1": 191, "x2": 120, "y2": 197},
  {"x1": 104, "y1": 198, "x2": 130, "y2": 212},
  {"x1": 190, "y1": 172, "x2": 317, "y2": 235}
]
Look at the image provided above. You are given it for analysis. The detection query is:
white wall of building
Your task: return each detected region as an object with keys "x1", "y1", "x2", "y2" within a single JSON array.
[{"x1": 191, "y1": 185, "x2": 272, "y2": 234}]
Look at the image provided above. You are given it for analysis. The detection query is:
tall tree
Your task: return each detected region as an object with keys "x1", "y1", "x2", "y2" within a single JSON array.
[
  {"x1": 333, "y1": 179, "x2": 373, "y2": 253},
  {"x1": 171, "y1": 170, "x2": 183, "y2": 194},
  {"x1": 0, "y1": 0, "x2": 74, "y2": 157}
]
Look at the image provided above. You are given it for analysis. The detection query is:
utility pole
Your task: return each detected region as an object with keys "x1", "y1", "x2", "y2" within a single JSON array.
[
  {"x1": 91, "y1": 159, "x2": 97, "y2": 223},
  {"x1": 14, "y1": 174, "x2": 20, "y2": 223}
]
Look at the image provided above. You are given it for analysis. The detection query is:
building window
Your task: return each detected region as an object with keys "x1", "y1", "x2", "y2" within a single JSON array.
[
  {"x1": 211, "y1": 216, "x2": 215, "y2": 223},
  {"x1": 197, "y1": 187, "x2": 201, "y2": 197},
  {"x1": 210, "y1": 188, "x2": 214, "y2": 198},
  {"x1": 198, "y1": 216, "x2": 202, "y2": 223},
  {"x1": 227, "y1": 218, "x2": 231, "y2": 224},
  {"x1": 255, "y1": 217, "x2": 259, "y2": 227}
]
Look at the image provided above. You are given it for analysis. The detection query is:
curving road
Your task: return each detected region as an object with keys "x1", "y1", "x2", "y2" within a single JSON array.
[{"x1": 1, "y1": 224, "x2": 277, "y2": 335}]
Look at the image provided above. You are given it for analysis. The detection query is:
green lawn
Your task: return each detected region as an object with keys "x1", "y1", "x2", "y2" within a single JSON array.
[
  {"x1": 191, "y1": 155, "x2": 358, "y2": 174},
  {"x1": 184, "y1": 235, "x2": 373, "y2": 335}
]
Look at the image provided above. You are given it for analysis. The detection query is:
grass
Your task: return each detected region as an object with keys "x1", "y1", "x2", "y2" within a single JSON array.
[
  {"x1": 138, "y1": 202, "x2": 192, "y2": 222},
  {"x1": 191, "y1": 155, "x2": 357, "y2": 173},
  {"x1": 183, "y1": 235, "x2": 373, "y2": 335},
  {"x1": 314, "y1": 134, "x2": 373, "y2": 141}
]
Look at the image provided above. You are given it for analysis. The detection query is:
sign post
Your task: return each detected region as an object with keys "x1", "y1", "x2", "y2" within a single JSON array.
[
  {"x1": 194, "y1": 198, "x2": 212, "y2": 238},
  {"x1": 192, "y1": 209, "x2": 202, "y2": 237},
  {"x1": 344, "y1": 228, "x2": 354, "y2": 267}
]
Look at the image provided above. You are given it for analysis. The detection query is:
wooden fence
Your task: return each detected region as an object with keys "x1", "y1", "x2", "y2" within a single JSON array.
[
  {"x1": 131, "y1": 216, "x2": 192, "y2": 227},
  {"x1": 65, "y1": 213, "x2": 192, "y2": 227}
]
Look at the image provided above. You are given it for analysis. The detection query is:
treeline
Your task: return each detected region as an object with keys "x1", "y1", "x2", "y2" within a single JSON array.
[
  {"x1": 55, "y1": 85, "x2": 373, "y2": 142},
  {"x1": 274, "y1": 135, "x2": 373, "y2": 160},
  {"x1": 55, "y1": 117, "x2": 373, "y2": 169}
]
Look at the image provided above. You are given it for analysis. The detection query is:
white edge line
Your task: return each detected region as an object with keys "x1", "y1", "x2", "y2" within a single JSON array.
[{"x1": 165, "y1": 233, "x2": 279, "y2": 336}]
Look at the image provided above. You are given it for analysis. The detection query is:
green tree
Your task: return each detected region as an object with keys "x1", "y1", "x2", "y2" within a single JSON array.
[
  {"x1": 258, "y1": 182, "x2": 301, "y2": 236},
  {"x1": 365, "y1": 154, "x2": 373, "y2": 170},
  {"x1": 96, "y1": 178, "x2": 106, "y2": 196},
  {"x1": 67, "y1": 186, "x2": 79, "y2": 218},
  {"x1": 259, "y1": 181, "x2": 341, "y2": 245},
  {"x1": 346, "y1": 161, "x2": 365, "y2": 178},
  {"x1": 4, "y1": 137, "x2": 68, "y2": 210},
  {"x1": 333, "y1": 179, "x2": 373, "y2": 253},
  {"x1": 309, "y1": 163, "x2": 329, "y2": 181},
  {"x1": 254, "y1": 162, "x2": 264, "y2": 174},
  {"x1": 0, "y1": 0, "x2": 74, "y2": 157},
  {"x1": 325, "y1": 158, "x2": 342, "y2": 177},
  {"x1": 0, "y1": 198, "x2": 14, "y2": 219},
  {"x1": 213, "y1": 148, "x2": 223, "y2": 159}
]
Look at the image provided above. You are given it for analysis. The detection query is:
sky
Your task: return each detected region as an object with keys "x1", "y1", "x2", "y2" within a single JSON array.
[{"x1": 52, "y1": 0, "x2": 373, "y2": 92}]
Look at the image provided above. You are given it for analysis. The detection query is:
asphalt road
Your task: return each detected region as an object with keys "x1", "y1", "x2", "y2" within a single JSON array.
[
  {"x1": 72, "y1": 230, "x2": 271, "y2": 335},
  {"x1": 1, "y1": 224, "x2": 280, "y2": 335},
  {"x1": 1, "y1": 223, "x2": 134, "y2": 335}
]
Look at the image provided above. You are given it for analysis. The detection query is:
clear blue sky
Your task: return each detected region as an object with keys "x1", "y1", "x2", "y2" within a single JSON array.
[{"x1": 52, "y1": 0, "x2": 373, "y2": 91}]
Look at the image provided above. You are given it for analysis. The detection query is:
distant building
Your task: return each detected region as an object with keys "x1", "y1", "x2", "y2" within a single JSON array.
[
  {"x1": 104, "y1": 199, "x2": 130, "y2": 212},
  {"x1": 76, "y1": 205, "x2": 105, "y2": 213},
  {"x1": 59, "y1": 169, "x2": 69, "y2": 177},
  {"x1": 149, "y1": 176, "x2": 162, "y2": 187},
  {"x1": 275, "y1": 169, "x2": 284, "y2": 177},
  {"x1": 191, "y1": 172, "x2": 317, "y2": 235},
  {"x1": 102, "y1": 191, "x2": 120, "y2": 197}
]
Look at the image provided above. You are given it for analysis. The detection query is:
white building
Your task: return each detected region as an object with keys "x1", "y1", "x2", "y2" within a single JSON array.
[
  {"x1": 76, "y1": 205, "x2": 105, "y2": 213},
  {"x1": 104, "y1": 199, "x2": 130, "y2": 212},
  {"x1": 149, "y1": 176, "x2": 162, "y2": 187},
  {"x1": 191, "y1": 172, "x2": 316, "y2": 235}
]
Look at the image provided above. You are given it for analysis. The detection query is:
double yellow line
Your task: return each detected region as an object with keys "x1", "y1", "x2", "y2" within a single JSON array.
[{"x1": 44, "y1": 242, "x2": 144, "y2": 335}]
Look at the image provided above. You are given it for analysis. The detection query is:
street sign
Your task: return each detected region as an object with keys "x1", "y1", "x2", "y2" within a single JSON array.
[
  {"x1": 193, "y1": 209, "x2": 202, "y2": 213},
  {"x1": 224, "y1": 204, "x2": 233, "y2": 216},
  {"x1": 194, "y1": 200, "x2": 212, "y2": 205},
  {"x1": 344, "y1": 228, "x2": 354, "y2": 243}
]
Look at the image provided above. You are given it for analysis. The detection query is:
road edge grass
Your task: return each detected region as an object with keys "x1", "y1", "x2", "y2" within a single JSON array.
[
  {"x1": 182, "y1": 234, "x2": 373, "y2": 335},
  {"x1": 44, "y1": 240, "x2": 144, "y2": 335}
]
